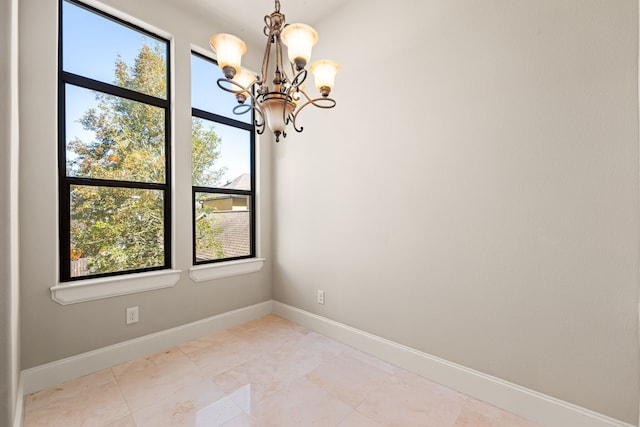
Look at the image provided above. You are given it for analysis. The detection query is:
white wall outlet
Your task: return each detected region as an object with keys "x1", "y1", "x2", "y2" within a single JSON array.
[
  {"x1": 126, "y1": 306, "x2": 139, "y2": 324},
  {"x1": 317, "y1": 290, "x2": 325, "y2": 305}
]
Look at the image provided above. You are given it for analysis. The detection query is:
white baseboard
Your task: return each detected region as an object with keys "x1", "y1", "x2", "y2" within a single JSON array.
[
  {"x1": 272, "y1": 301, "x2": 634, "y2": 427},
  {"x1": 22, "y1": 300, "x2": 272, "y2": 395}
]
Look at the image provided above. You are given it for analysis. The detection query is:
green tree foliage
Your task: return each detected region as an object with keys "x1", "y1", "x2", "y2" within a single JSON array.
[
  {"x1": 192, "y1": 117, "x2": 226, "y2": 187},
  {"x1": 192, "y1": 117, "x2": 227, "y2": 261},
  {"x1": 68, "y1": 44, "x2": 224, "y2": 276},
  {"x1": 194, "y1": 203, "x2": 223, "y2": 261}
]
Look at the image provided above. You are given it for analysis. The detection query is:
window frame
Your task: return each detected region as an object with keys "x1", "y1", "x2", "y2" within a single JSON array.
[
  {"x1": 58, "y1": 0, "x2": 172, "y2": 282},
  {"x1": 191, "y1": 51, "x2": 256, "y2": 266}
]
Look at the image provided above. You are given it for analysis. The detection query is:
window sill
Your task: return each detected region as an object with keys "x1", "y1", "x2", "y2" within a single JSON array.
[
  {"x1": 50, "y1": 269, "x2": 182, "y2": 305},
  {"x1": 190, "y1": 258, "x2": 265, "y2": 282}
]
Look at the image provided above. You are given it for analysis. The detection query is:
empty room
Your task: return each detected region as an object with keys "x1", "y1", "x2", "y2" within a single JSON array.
[{"x1": 1, "y1": 0, "x2": 638, "y2": 426}]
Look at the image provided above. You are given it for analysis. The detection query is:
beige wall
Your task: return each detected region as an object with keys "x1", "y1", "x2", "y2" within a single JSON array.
[
  {"x1": 0, "y1": 6, "x2": 11, "y2": 421},
  {"x1": 15, "y1": 0, "x2": 640, "y2": 424},
  {"x1": 19, "y1": 0, "x2": 272, "y2": 369},
  {"x1": 1, "y1": 0, "x2": 20, "y2": 425},
  {"x1": 273, "y1": 0, "x2": 639, "y2": 424}
]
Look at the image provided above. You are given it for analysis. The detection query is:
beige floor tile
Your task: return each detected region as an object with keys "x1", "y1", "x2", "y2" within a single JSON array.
[
  {"x1": 220, "y1": 413, "x2": 259, "y2": 426},
  {"x1": 111, "y1": 345, "x2": 193, "y2": 378},
  {"x1": 25, "y1": 368, "x2": 115, "y2": 412},
  {"x1": 228, "y1": 315, "x2": 310, "y2": 353},
  {"x1": 130, "y1": 379, "x2": 227, "y2": 426},
  {"x1": 336, "y1": 410, "x2": 384, "y2": 426},
  {"x1": 213, "y1": 327, "x2": 341, "y2": 394},
  {"x1": 24, "y1": 369, "x2": 129, "y2": 427},
  {"x1": 294, "y1": 331, "x2": 352, "y2": 356},
  {"x1": 184, "y1": 334, "x2": 255, "y2": 377},
  {"x1": 306, "y1": 352, "x2": 394, "y2": 407},
  {"x1": 195, "y1": 396, "x2": 244, "y2": 426},
  {"x1": 178, "y1": 330, "x2": 242, "y2": 355},
  {"x1": 340, "y1": 347, "x2": 400, "y2": 375},
  {"x1": 104, "y1": 415, "x2": 137, "y2": 427},
  {"x1": 247, "y1": 376, "x2": 353, "y2": 426},
  {"x1": 213, "y1": 346, "x2": 325, "y2": 414},
  {"x1": 114, "y1": 347, "x2": 205, "y2": 413},
  {"x1": 357, "y1": 370, "x2": 467, "y2": 427},
  {"x1": 453, "y1": 398, "x2": 539, "y2": 427},
  {"x1": 23, "y1": 315, "x2": 539, "y2": 427}
]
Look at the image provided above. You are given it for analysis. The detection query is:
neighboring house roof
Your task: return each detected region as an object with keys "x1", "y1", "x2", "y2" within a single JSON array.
[
  {"x1": 222, "y1": 173, "x2": 251, "y2": 191},
  {"x1": 200, "y1": 173, "x2": 251, "y2": 203},
  {"x1": 196, "y1": 174, "x2": 252, "y2": 261},
  {"x1": 195, "y1": 210, "x2": 250, "y2": 261}
]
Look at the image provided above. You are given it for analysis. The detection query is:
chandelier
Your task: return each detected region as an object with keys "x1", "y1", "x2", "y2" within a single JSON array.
[{"x1": 209, "y1": 0, "x2": 339, "y2": 142}]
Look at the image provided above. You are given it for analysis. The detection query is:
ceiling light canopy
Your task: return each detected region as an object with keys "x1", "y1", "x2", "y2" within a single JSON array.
[{"x1": 209, "y1": 0, "x2": 339, "y2": 142}]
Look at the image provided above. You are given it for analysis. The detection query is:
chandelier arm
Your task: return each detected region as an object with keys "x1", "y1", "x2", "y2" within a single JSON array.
[
  {"x1": 215, "y1": 77, "x2": 258, "y2": 96},
  {"x1": 290, "y1": 96, "x2": 336, "y2": 130},
  {"x1": 283, "y1": 85, "x2": 295, "y2": 124},
  {"x1": 232, "y1": 101, "x2": 265, "y2": 125},
  {"x1": 283, "y1": 70, "x2": 306, "y2": 126},
  {"x1": 261, "y1": 45, "x2": 271, "y2": 90},
  {"x1": 261, "y1": 16, "x2": 276, "y2": 91},
  {"x1": 267, "y1": 3, "x2": 297, "y2": 131},
  {"x1": 216, "y1": 78, "x2": 267, "y2": 136},
  {"x1": 295, "y1": 88, "x2": 312, "y2": 103},
  {"x1": 290, "y1": 69, "x2": 308, "y2": 89},
  {"x1": 273, "y1": 31, "x2": 295, "y2": 127},
  {"x1": 232, "y1": 104, "x2": 252, "y2": 115},
  {"x1": 288, "y1": 56, "x2": 297, "y2": 77},
  {"x1": 297, "y1": 88, "x2": 337, "y2": 109},
  {"x1": 254, "y1": 109, "x2": 266, "y2": 135},
  {"x1": 263, "y1": 14, "x2": 272, "y2": 38},
  {"x1": 282, "y1": 104, "x2": 290, "y2": 128},
  {"x1": 276, "y1": 34, "x2": 287, "y2": 85},
  {"x1": 250, "y1": 99, "x2": 266, "y2": 131},
  {"x1": 289, "y1": 111, "x2": 303, "y2": 133},
  {"x1": 273, "y1": 29, "x2": 289, "y2": 91}
]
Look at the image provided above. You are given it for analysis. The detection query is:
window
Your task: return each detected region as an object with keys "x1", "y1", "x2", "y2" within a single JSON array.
[
  {"x1": 191, "y1": 52, "x2": 256, "y2": 265},
  {"x1": 59, "y1": 0, "x2": 171, "y2": 281}
]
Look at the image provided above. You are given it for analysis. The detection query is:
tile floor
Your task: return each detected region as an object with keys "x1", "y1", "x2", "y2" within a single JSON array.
[{"x1": 23, "y1": 315, "x2": 539, "y2": 427}]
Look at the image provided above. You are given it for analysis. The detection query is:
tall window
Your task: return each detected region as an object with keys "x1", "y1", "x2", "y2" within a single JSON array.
[
  {"x1": 191, "y1": 52, "x2": 255, "y2": 264},
  {"x1": 59, "y1": 0, "x2": 171, "y2": 281}
]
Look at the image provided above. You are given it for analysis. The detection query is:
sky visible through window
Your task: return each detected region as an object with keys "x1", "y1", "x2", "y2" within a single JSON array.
[
  {"x1": 63, "y1": 0, "x2": 251, "y2": 186},
  {"x1": 191, "y1": 54, "x2": 252, "y2": 186}
]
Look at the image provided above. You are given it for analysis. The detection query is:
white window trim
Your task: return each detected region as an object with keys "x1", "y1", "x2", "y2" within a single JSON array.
[
  {"x1": 190, "y1": 258, "x2": 265, "y2": 282},
  {"x1": 50, "y1": 269, "x2": 181, "y2": 305}
]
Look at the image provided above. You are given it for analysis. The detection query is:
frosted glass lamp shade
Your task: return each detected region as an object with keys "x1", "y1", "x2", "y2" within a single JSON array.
[
  {"x1": 281, "y1": 23, "x2": 318, "y2": 70},
  {"x1": 310, "y1": 60, "x2": 339, "y2": 96},
  {"x1": 209, "y1": 33, "x2": 247, "y2": 78},
  {"x1": 233, "y1": 68, "x2": 256, "y2": 104},
  {"x1": 258, "y1": 93, "x2": 295, "y2": 134}
]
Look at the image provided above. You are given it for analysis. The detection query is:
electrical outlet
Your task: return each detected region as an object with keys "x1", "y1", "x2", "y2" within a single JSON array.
[
  {"x1": 126, "y1": 306, "x2": 139, "y2": 325},
  {"x1": 317, "y1": 290, "x2": 325, "y2": 305}
]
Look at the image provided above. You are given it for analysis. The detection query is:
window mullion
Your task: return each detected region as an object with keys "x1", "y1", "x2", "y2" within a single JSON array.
[
  {"x1": 65, "y1": 177, "x2": 168, "y2": 191},
  {"x1": 62, "y1": 72, "x2": 169, "y2": 108}
]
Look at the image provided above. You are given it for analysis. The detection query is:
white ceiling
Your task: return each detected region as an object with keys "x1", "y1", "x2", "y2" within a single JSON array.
[{"x1": 171, "y1": 0, "x2": 347, "y2": 46}]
